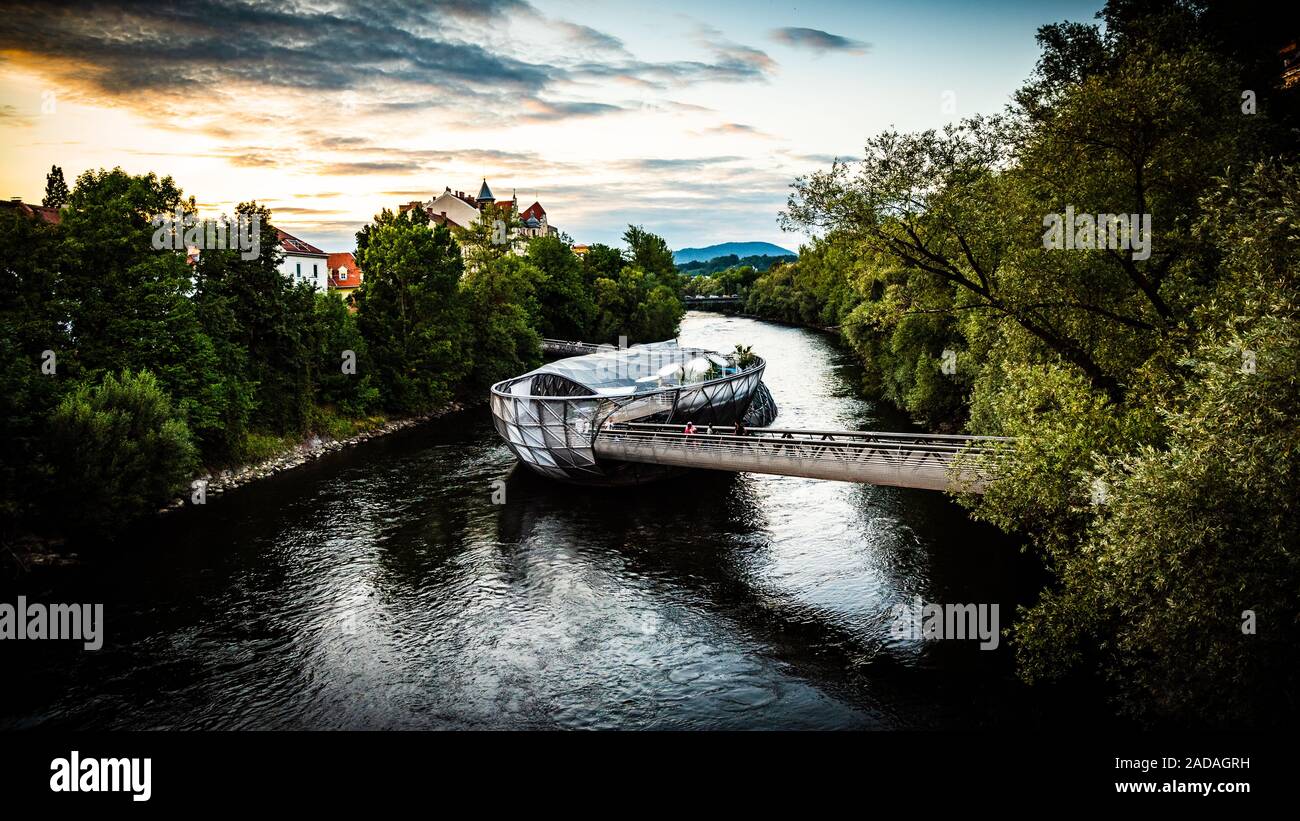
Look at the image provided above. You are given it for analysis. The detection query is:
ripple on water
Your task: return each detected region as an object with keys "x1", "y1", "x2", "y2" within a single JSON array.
[{"x1": 1, "y1": 313, "x2": 1026, "y2": 731}]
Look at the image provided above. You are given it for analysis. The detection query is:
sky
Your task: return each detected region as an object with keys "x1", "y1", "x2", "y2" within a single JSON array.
[{"x1": 0, "y1": 0, "x2": 1103, "y2": 254}]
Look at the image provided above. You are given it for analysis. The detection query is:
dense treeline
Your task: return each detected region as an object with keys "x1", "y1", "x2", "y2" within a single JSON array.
[
  {"x1": 747, "y1": 0, "x2": 1300, "y2": 724},
  {"x1": 1, "y1": 172, "x2": 682, "y2": 546},
  {"x1": 677, "y1": 253, "x2": 795, "y2": 276},
  {"x1": 681, "y1": 263, "x2": 763, "y2": 298}
]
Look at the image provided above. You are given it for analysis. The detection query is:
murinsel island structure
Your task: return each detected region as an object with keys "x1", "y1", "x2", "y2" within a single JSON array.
[
  {"x1": 491, "y1": 340, "x2": 777, "y2": 484},
  {"x1": 490, "y1": 339, "x2": 1009, "y2": 490}
]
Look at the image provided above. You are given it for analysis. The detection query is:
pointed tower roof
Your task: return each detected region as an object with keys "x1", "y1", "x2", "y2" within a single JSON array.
[{"x1": 477, "y1": 178, "x2": 494, "y2": 202}]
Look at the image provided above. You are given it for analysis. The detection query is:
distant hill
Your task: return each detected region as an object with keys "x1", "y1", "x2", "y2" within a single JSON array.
[
  {"x1": 673, "y1": 242, "x2": 795, "y2": 264},
  {"x1": 677, "y1": 253, "x2": 796, "y2": 276}
]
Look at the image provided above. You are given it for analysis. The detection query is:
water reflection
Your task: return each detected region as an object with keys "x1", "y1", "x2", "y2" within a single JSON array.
[{"x1": 2, "y1": 313, "x2": 1051, "y2": 730}]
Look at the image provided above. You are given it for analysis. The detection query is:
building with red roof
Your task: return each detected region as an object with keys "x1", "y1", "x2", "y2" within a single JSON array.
[
  {"x1": 276, "y1": 228, "x2": 329, "y2": 291},
  {"x1": 327, "y1": 251, "x2": 361, "y2": 305},
  {"x1": 0, "y1": 198, "x2": 62, "y2": 224},
  {"x1": 402, "y1": 179, "x2": 557, "y2": 244}
]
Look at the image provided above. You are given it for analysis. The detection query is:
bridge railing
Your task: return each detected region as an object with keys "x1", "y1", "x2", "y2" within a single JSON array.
[
  {"x1": 595, "y1": 422, "x2": 1013, "y2": 475},
  {"x1": 613, "y1": 422, "x2": 1012, "y2": 447},
  {"x1": 540, "y1": 338, "x2": 606, "y2": 356}
]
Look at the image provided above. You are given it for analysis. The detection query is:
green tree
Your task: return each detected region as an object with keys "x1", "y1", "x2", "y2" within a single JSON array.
[
  {"x1": 311, "y1": 292, "x2": 379, "y2": 416},
  {"x1": 354, "y1": 209, "x2": 471, "y2": 412},
  {"x1": 60, "y1": 168, "x2": 234, "y2": 447},
  {"x1": 462, "y1": 255, "x2": 542, "y2": 387},
  {"x1": 622, "y1": 224, "x2": 677, "y2": 280},
  {"x1": 590, "y1": 264, "x2": 683, "y2": 344},
  {"x1": 43, "y1": 370, "x2": 197, "y2": 539},
  {"x1": 42, "y1": 165, "x2": 69, "y2": 209},
  {"x1": 1005, "y1": 163, "x2": 1300, "y2": 724},
  {"x1": 190, "y1": 202, "x2": 315, "y2": 441},
  {"x1": 764, "y1": 0, "x2": 1298, "y2": 723},
  {"x1": 527, "y1": 234, "x2": 595, "y2": 339},
  {"x1": 581, "y1": 242, "x2": 625, "y2": 283},
  {"x1": 0, "y1": 204, "x2": 71, "y2": 530},
  {"x1": 459, "y1": 202, "x2": 524, "y2": 270}
]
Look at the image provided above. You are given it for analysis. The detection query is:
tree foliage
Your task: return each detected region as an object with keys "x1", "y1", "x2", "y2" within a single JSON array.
[
  {"x1": 44, "y1": 370, "x2": 196, "y2": 539},
  {"x1": 1, "y1": 166, "x2": 686, "y2": 553},
  {"x1": 354, "y1": 209, "x2": 470, "y2": 412},
  {"x1": 42, "y1": 165, "x2": 69, "y2": 209},
  {"x1": 750, "y1": 0, "x2": 1300, "y2": 722}
]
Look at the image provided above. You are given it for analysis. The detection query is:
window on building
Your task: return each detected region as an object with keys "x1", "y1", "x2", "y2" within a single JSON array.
[
  {"x1": 339, "y1": 267, "x2": 347, "y2": 281},
  {"x1": 296, "y1": 262, "x2": 301, "y2": 276},
  {"x1": 313, "y1": 264, "x2": 318, "y2": 278}
]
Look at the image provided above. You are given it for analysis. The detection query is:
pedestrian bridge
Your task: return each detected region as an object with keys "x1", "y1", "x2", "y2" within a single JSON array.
[
  {"x1": 593, "y1": 422, "x2": 1011, "y2": 493},
  {"x1": 541, "y1": 338, "x2": 604, "y2": 357},
  {"x1": 683, "y1": 295, "x2": 743, "y2": 308}
]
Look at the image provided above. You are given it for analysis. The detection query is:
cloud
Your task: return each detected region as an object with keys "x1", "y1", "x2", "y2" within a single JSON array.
[
  {"x1": 314, "y1": 160, "x2": 431, "y2": 176},
  {"x1": 565, "y1": 22, "x2": 776, "y2": 90},
  {"x1": 0, "y1": 1, "x2": 552, "y2": 99},
  {"x1": 517, "y1": 98, "x2": 626, "y2": 123},
  {"x1": 700, "y1": 122, "x2": 776, "y2": 139},
  {"x1": 262, "y1": 206, "x2": 347, "y2": 215},
  {"x1": 617, "y1": 156, "x2": 744, "y2": 172},
  {"x1": 0, "y1": 2, "x2": 824, "y2": 252},
  {"x1": 0, "y1": 103, "x2": 35, "y2": 127},
  {"x1": 653, "y1": 100, "x2": 716, "y2": 114},
  {"x1": 0, "y1": 0, "x2": 773, "y2": 130},
  {"x1": 550, "y1": 21, "x2": 626, "y2": 53},
  {"x1": 770, "y1": 27, "x2": 870, "y2": 55}
]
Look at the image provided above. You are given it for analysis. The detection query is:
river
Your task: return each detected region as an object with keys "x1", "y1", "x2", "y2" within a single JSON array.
[{"x1": 2, "y1": 312, "x2": 1069, "y2": 730}]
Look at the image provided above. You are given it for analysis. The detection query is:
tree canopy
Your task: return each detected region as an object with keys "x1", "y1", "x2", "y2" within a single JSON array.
[{"x1": 750, "y1": 0, "x2": 1300, "y2": 723}]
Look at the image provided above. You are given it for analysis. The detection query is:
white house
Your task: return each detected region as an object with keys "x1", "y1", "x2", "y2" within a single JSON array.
[
  {"x1": 420, "y1": 187, "x2": 482, "y2": 228},
  {"x1": 396, "y1": 180, "x2": 559, "y2": 257},
  {"x1": 276, "y1": 228, "x2": 330, "y2": 291}
]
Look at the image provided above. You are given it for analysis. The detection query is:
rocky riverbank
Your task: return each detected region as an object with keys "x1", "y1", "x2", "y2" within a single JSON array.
[
  {"x1": 3, "y1": 402, "x2": 468, "y2": 575},
  {"x1": 160, "y1": 402, "x2": 467, "y2": 511}
]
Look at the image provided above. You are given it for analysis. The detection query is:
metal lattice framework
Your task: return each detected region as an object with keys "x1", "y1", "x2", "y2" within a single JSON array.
[
  {"x1": 499, "y1": 339, "x2": 1013, "y2": 491},
  {"x1": 591, "y1": 423, "x2": 1013, "y2": 493},
  {"x1": 491, "y1": 341, "x2": 775, "y2": 484}
]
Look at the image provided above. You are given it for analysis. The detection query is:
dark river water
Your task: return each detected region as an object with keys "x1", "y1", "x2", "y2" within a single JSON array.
[{"x1": 3, "y1": 313, "x2": 1070, "y2": 730}]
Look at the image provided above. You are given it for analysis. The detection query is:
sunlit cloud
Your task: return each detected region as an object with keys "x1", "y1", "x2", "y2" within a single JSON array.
[{"x1": 0, "y1": 0, "x2": 1059, "y2": 251}]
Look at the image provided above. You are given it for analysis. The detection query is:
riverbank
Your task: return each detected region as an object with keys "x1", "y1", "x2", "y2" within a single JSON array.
[
  {"x1": 3, "y1": 399, "x2": 471, "y2": 574},
  {"x1": 162, "y1": 402, "x2": 469, "y2": 510},
  {"x1": 3, "y1": 312, "x2": 1046, "y2": 731},
  {"x1": 687, "y1": 306, "x2": 840, "y2": 335},
  {"x1": 692, "y1": 307, "x2": 970, "y2": 434}
]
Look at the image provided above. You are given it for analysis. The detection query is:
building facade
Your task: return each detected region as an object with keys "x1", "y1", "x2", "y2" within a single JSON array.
[
  {"x1": 276, "y1": 229, "x2": 329, "y2": 291},
  {"x1": 327, "y1": 251, "x2": 361, "y2": 304},
  {"x1": 400, "y1": 179, "x2": 558, "y2": 245}
]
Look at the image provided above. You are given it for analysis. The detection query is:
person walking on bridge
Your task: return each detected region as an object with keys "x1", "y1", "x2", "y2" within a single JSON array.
[{"x1": 684, "y1": 421, "x2": 697, "y2": 446}]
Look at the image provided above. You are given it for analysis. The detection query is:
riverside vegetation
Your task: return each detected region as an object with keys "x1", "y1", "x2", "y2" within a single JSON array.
[
  {"x1": 4, "y1": 0, "x2": 1295, "y2": 728},
  {"x1": 691, "y1": 0, "x2": 1300, "y2": 726},
  {"x1": 0, "y1": 171, "x2": 684, "y2": 549}
]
